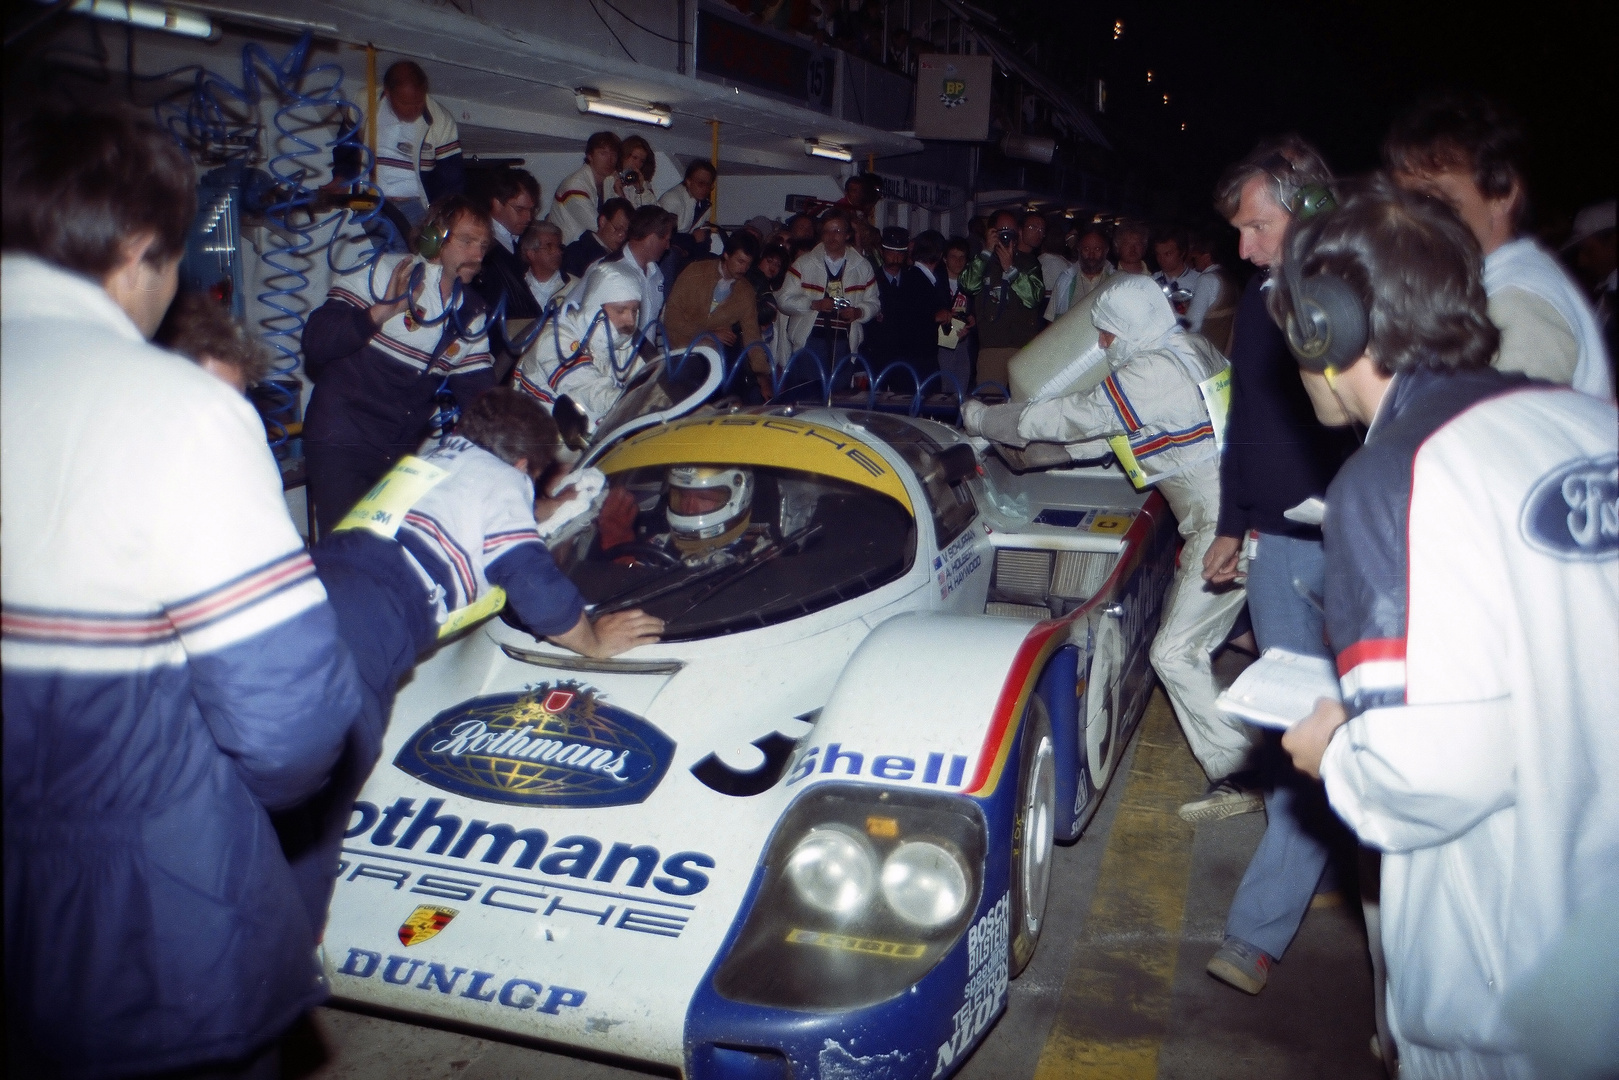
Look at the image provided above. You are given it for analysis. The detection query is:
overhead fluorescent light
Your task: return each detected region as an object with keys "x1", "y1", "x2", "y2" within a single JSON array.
[
  {"x1": 805, "y1": 139, "x2": 853, "y2": 163},
  {"x1": 60, "y1": 0, "x2": 217, "y2": 39},
  {"x1": 574, "y1": 88, "x2": 672, "y2": 129}
]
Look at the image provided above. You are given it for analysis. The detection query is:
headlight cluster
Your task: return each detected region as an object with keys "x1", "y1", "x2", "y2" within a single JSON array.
[
  {"x1": 783, "y1": 826, "x2": 970, "y2": 931},
  {"x1": 715, "y1": 784, "x2": 986, "y2": 1010}
]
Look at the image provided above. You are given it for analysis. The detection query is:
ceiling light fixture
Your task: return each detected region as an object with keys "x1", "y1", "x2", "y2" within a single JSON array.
[
  {"x1": 805, "y1": 139, "x2": 853, "y2": 162},
  {"x1": 61, "y1": 0, "x2": 216, "y2": 39},
  {"x1": 574, "y1": 88, "x2": 673, "y2": 128}
]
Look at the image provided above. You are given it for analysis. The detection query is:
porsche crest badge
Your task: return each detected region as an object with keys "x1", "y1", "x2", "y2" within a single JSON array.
[{"x1": 399, "y1": 905, "x2": 458, "y2": 947}]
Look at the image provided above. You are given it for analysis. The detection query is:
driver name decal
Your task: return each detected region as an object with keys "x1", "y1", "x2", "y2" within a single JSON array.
[
  {"x1": 394, "y1": 683, "x2": 675, "y2": 808},
  {"x1": 933, "y1": 891, "x2": 1010, "y2": 1077}
]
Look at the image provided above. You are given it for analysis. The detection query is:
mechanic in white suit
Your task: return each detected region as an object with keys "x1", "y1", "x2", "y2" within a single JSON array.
[
  {"x1": 1279, "y1": 180, "x2": 1619, "y2": 1080},
  {"x1": 514, "y1": 258, "x2": 644, "y2": 431},
  {"x1": 964, "y1": 275, "x2": 1252, "y2": 785}
]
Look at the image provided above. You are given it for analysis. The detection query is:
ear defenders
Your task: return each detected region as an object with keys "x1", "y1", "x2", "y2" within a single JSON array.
[
  {"x1": 1283, "y1": 270, "x2": 1368, "y2": 373},
  {"x1": 1258, "y1": 153, "x2": 1338, "y2": 220},
  {"x1": 417, "y1": 219, "x2": 446, "y2": 259}
]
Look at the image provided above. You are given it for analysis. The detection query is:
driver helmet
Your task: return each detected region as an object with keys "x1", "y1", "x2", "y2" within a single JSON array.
[{"x1": 667, "y1": 465, "x2": 754, "y2": 556}]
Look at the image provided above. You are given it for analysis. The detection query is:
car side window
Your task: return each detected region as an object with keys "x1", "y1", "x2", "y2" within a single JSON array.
[{"x1": 851, "y1": 413, "x2": 978, "y2": 548}]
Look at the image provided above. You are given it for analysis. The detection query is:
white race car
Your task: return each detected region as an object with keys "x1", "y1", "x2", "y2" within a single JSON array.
[{"x1": 323, "y1": 353, "x2": 1178, "y2": 1078}]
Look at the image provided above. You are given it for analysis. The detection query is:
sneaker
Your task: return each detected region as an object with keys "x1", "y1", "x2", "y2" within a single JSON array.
[
  {"x1": 1178, "y1": 777, "x2": 1263, "y2": 823},
  {"x1": 1207, "y1": 937, "x2": 1273, "y2": 995}
]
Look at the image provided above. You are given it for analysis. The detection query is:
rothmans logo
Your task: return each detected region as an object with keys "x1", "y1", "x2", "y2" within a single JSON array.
[
  {"x1": 394, "y1": 683, "x2": 675, "y2": 808},
  {"x1": 1520, "y1": 454, "x2": 1618, "y2": 562}
]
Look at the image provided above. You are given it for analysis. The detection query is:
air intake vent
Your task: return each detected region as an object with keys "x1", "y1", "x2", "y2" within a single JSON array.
[
  {"x1": 992, "y1": 550, "x2": 1052, "y2": 603},
  {"x1": 1051, "y1": 551, "x2": 1118, "y2": 600},
  {"x1": 985, "y1": 601, "x2": 1052, "y2": 620}
]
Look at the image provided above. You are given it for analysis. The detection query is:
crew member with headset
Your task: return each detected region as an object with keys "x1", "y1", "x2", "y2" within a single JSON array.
[
  {"x1": 1274, "y1": 177, "x2": 1618, "y2": 1080},
  {"x1": 962, "y1": 275, "x2": 1245, "y2": 813},
  {"x1": 301, "y1": 194, "x2": 496, "y2": 537},
  {"x1": 1195, "y1": 139, "x2": 1361, "y2": 1002}
]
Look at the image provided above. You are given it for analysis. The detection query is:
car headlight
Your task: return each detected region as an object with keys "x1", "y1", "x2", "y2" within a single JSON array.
[
  {"x1": 714, "y1": 784, "x2": 986, "y2": 1010},
  {"x1": 786, "y1": 825, "x2": 878, "y2": 918},
  {"x1": 881, "y1": 840, "x2": 970, "y2": 929}
]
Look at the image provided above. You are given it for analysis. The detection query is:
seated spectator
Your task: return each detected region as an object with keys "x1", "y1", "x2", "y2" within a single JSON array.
[
  {"x1": 520, "y1": 220, "x2": 574, "y2": 315},
  {"x1": 892, "y1": 229, "x2": 952, "y2": 379},
  {"x1": 561, "y1": 196, "x2": 633, "y2": 281},
  {"x1": 1386, "y1": 94, "x2": 1613, "y2": 398},
  {"x1": 938, "y1": 237, "x2": 977, "y2": 391},
  {"x1": 3, "y1": 101, "x2": 362, "y2": 1080},
  {"x1": 368, "y1": 61, "x2": 464, "y2": 252},
  {"x1": 1275, "y1": 177, "x2": 1618, "y2": 1080},
  {"x1": 301, "y1": 194, "x2": 495, "y2": 535},
  {"x1": 548, "y1": 131, "x2": 621, "y2": 245},
  {"x1": 1185, "y1": 228, "x2": 1239, "y2": 347},
  {"x1": 1046, "y1": 225, "x2": 1115, "y2": 321},
  {"x1": 664, "y1": 231, "x2": 764, "y2": 391},
  {"x1": 611, "y1": 204, "x2": 675, "y2": 330},
  {"x1": 515, "y1": 259, "x2": 645, "y2": 429},
  {"x1": 157, "y1": 291, "x2": 275, "y2": 393},
  {"x1": 616, "y1": 134, "x2": 657, "y2": 208},
  {"x1": 1152, "y1": 225, "x2": 1202, "y2": 322},
  {"x1": 1114, "y1": 220, "x2": 1151, "y2": 274}
]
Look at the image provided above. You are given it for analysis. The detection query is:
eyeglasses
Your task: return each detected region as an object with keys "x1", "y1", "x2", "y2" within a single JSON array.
[{"x1": 509, "y1": 201, "x2": 537, "y2": 216}]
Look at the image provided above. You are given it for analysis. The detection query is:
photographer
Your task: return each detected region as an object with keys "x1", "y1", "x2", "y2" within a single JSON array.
[
  {"x1": 615, "y1": 135, "x2": 657, "y2": 209},
  {"x1": 959, "y1": 208, "x2": 1045, "y2": 388},
  {"x1": 778, "y1": 210, "x2": 879, "y2": 384}
]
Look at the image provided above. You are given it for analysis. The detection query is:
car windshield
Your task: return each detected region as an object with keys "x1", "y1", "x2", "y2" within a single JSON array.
[{"x1": 550, "y1": 465, "x2": 916, "y2": 641}]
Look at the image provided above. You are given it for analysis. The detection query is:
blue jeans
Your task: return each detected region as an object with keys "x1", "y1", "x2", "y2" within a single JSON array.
[{"x1": 1224, "y1": 531, "x2": 1347, "y2": 960}]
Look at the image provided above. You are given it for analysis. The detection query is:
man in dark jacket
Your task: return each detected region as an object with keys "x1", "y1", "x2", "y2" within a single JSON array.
[
  {"x1": 302, "y1": 194, "x2": 497, "y2": 536},
  {"x1": 891, "y1": 229, "x2": 953, "y2": 380},
  {"x1": 865, "y1": 226, "x2": 910, "y2": 365},
  {"x1": 1194, "y1": 137, "x2": 1361, "y2": 998},
  {"x1": 560, "y1": 197, "x2": 633, "y2": 281},
  {"x1": 473, "y1": 168, "x2": 541, "y2": 367},
  {"x1": 3, "y1": 101, "x2": 363, "y2": 1080}
]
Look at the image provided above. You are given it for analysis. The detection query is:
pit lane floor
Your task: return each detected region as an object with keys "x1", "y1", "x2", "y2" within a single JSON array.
[{"x1": 284, "y1": 654, "x2": 1386, "y2": 1080}]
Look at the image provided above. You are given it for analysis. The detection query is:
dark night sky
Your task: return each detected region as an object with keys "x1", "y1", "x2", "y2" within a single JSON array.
[{"x1": 985, "y1": 0, "x2": 1615, "y2": 226}]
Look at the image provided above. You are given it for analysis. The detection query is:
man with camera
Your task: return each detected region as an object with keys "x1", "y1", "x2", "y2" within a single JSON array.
[
  {"x1": 960, "y1": 208, "x2": 1046, "y2": 389},
  {"x1": 778, "y1": 210, "x2": 880, "y2": 386}
]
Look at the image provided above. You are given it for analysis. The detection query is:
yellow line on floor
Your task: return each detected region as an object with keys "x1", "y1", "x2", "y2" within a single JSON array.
[{"x1": 1033, "y1": 688, "x2": 1207, "y2": 1080}]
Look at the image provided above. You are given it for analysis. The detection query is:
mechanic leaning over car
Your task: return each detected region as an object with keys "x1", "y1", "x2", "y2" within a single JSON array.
[
  {"x1": 287, "y1": 388, "x2": 664, "y2": 936},
  {"x1": 963, "y1": 274, "x2": 1253, "y2": 794},
  {"x1": 3, "y1": 101, "x2": 365, "y2": 1079}
]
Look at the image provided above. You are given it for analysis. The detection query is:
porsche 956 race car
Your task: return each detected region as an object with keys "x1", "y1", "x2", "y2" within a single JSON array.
[{"x1": 321, "y1": 352, "x2": 1178, "y2": 1079}]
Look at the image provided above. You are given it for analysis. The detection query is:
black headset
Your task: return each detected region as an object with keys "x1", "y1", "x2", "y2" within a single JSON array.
[{"x1": 1260, "y1": 153, "x2": 1369, "y2": 373}]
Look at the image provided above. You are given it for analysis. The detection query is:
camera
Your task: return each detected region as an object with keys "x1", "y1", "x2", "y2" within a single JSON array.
[
  {"x1": 621, "y1": 170, "x2": 640, "y2": 184},
  {"x1": 996, "y1": 227, "x2": 1017, "y2": 247}
]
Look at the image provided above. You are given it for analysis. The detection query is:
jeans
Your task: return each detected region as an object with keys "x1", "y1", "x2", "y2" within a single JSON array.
[{"x1": 1224, "y1": 531, "x2": 1347, "y2": 960}]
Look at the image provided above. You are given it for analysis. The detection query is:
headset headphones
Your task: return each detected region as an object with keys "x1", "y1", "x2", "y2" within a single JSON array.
[
  {"x1": 417, "y1": 218, "x2": 446, "y2": 260},
  {"x1": 1258, "y1": 153, "x2": 1370, "y2": 373}
]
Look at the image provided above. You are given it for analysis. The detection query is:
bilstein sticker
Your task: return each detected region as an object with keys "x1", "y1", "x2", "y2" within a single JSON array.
[{"x1": 393, "y1": 683, "x2": 675, "y2": 808}]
